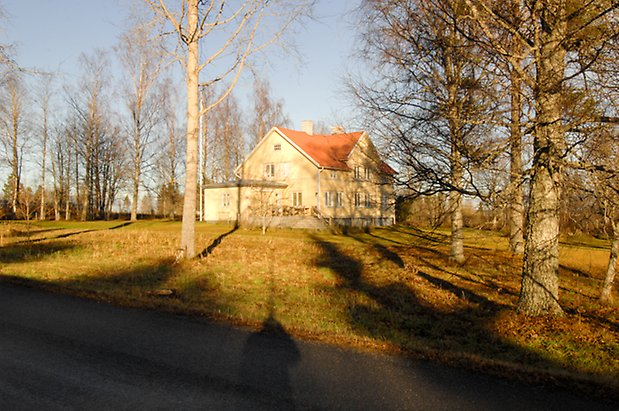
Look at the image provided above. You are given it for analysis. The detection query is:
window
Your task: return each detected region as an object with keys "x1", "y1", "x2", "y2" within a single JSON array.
[
  {"x1": 330, "y1": 170, "x2": 337, "y2": 179},
  {"x1": 355, "y1": 192, "x2": 362, "y2": 208},
  {"x1": 336, "y1": 192, "x2": 344, "y2": 208},
  {"x1": 354, "y1": 166, "x2": 362, "y2": 180},
  {"x1": 365, "y1": 193, "x2": 372, "y2": 208},
  {"x1": 222, "y1": 192, "x2": 231, "y2": 208},
  {"x1": 293, "y1": 192, "x2": 303, "y2": 207},
  {"x1": 325, "y1": 191, "x2": 334, "y2": 207},
  {"x1": 274, "y1": 143, "x2": 281, "y2": 151},
  {"x1": 264, "y1": 163, "x2": 275, "y2": 178},
  {"x1": 364, "y1": 167, "x2": 371, "y2": 180}
]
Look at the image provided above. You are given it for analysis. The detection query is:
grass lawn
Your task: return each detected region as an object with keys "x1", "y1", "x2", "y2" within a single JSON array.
[{"x1": 0, "y1": 220, "x2": 617, "y2": 398}]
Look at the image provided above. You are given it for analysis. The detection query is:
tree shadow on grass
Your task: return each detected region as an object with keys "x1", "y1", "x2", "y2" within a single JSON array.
[
  {"x1": 345, "y1": 232, "x2": 405, "y2": 268},
  {"x1": 0, "y1": 241, "x2": 78, "y2": 263},
  {"x1": 308, "y1": 235, "x2": 617, "y2": 399},
  {"x1": 9, "y1": 221, "x2": 135, "y2": 245},
  {"x1": 1, "y1": 254, "x2": 233, "y2": 322},
  {"x1": 364, "y1": 231, "x2": 520, "y2": 298},
  {"x1": 198, "y1": 225, "x2": 239, "y2": 258}
]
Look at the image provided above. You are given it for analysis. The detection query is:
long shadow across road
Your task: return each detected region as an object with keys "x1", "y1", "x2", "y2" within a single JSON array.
[{"x1": 0, "y1": 282, "x2": 614, "y2": 410}]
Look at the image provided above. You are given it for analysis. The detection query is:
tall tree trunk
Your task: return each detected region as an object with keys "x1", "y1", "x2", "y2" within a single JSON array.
[
  {"x1": 508, "y1": 65, "x2": 524, "y2": 254},
  {"x1": 600, "y1": 221, "x2": 618, "y2": 304},
  {"x1": 180, "y1": 0, "x2": 200, "y2": 259},
  {"x1": 450, "y1": 151, "x2": 465, "y2": 264},
  {"x1": 11, "y1": 115, "x2": 19, "y2": 216},
  {"x1": 131, "y1": 150, "x2": 140, "y2": 222},
  {"x1": 40, "y1": 105, "x2": 48, "y2": 220},
  {"x1": 518, "y1": 4, "x2": 566, "y2": 316}
]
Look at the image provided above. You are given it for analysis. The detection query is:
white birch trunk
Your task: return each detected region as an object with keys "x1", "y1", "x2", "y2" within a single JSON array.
[
  {"x1": 600, "y1": 222, "x2": 618, "y2": 304},
  {"x1": 180, "y1": 0, "x2": 200, "y2": 259},
  {"x1": 518, "y1": 4, "x2": 565, "y2": 316}
]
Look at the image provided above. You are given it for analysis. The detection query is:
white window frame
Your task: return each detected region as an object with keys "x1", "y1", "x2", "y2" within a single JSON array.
[
  {"x1": 222, "y1": 192, "x2": 231, "y2": 208},
  {"x1": 365, "y1": 193, "x2": 372, "y2": 208},
  {"x1": 293, "y1": 192, "x2": 303, "y2": 207},
  {"x1": 354, "y1": 166, "x2": 362, "y2": 180},
  {"x1": 355, "y1": 192, "x2": 362, "y2": 208},
  {"x1": 336, "y1": 192, "x2": 344, "y2": 208},
  {"x1": 264, "y1": 163, "x2": 275, "y2": 178},
  {"x1": 325, "y1": 191, "x2": 334, "y2": 207},
  {"x1": 364, "y1": 166, "x2": 371, "y2": 180}
]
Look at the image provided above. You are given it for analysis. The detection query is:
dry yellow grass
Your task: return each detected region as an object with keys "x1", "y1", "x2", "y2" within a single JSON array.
[{"x1": 0, "y1": 220, "x2": 616, "y2": 399}]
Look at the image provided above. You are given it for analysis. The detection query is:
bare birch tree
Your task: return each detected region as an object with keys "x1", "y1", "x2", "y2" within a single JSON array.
[
  {"x1": 36, "y1": 74, "x2": 54, "y2": 220},
  {"x1": 157, "y1": 77, "x2": 184, "y2": 219},
  {"x1": 116, "y1": 21, "x2": 165, "y2": 222},
  {"x1": 145, "y1": 0, "x2": 314, "y2": 259},
  {"x1": 351, "y1": 0, "x2": 499, "y2": 263},
  {"x1": 464, "y1": 0, "x2": 619, "y2": 316},
  {"x1": 0, "y1": 72, "x2": 28, "y2": 216},
  {"x1": 249, "y1": 75, "x2": 290, "y2": 147}
]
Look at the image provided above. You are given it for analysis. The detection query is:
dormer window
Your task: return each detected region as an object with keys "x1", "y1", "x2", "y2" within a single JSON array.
[{"x1": 274, "y1": 144, "x2": 281, "y2": 151}]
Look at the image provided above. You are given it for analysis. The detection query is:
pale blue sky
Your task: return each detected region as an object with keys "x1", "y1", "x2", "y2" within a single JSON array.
[{"x1": 2, "y1": 0, "x2": 362, "y2": 130}]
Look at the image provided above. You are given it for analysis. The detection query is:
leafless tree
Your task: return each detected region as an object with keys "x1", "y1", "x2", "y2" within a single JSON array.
[
  {"x1": 351, "y1": 0, "x2": 500, "y2": 263},
  {"x1": 50, "y1": 121, "x2": 73, "y2": 220},
  {"x1": 0, "y1": 72, "x2": 29, "y2": 216},
  {"x1": 205, "y1": 88, "x2": 244, "y2": 183},
  {"x1": 156, "y1": 77, "x2": 184, "y2": 219},
  {"x1": 116, "y1": 20, "x2": 165, "y2": 221},
  {"x1": 145, "y1": 0, "x2": 314, "y2": 259},
  {"x1": 465, "y1": 0, "x2": 619, "y2": 316},
  {"x1": 249, "y1": 75, "x2": 290, "y2": 147},
  {"x1": 36, "y1": 74, "x2": 54, "y2": 220},
  {"x1": 66, "y1": 50, "x2": 126, "y2": 220}
]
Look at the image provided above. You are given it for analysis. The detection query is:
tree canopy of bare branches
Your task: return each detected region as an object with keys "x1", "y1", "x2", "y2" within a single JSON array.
[{"x1": 145, "y1": 0, "x2": 314, "y2": 259}]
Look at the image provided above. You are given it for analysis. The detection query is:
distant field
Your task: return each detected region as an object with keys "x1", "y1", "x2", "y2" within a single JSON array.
[{"x1": 0, "y1": 220, "x2": 616, "y2": 397}]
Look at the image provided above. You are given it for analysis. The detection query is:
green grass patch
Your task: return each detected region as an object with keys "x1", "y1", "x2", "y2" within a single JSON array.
[{"x1": 0, "y1": 220, "x2": 616, "y2": 398}]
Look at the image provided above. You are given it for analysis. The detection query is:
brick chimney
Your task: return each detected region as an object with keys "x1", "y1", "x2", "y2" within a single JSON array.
[{"x1": 301, "y1": 120, "x2": 314, "y2": 135}]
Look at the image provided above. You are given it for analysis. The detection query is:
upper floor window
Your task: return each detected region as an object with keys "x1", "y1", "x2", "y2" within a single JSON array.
[
  {"x1": 364, "y1": 167, "x2": 371, "y2": 180},
  {"x1": 330, "y1": 170, "x2": 337, "y2": 179},
  {"x1": 354, "y1": 166, "x2": 362, "y2": 180},
  {"x1": 222, "y1": 192, "x2": 231, "y2": 208},
  {"x1": 365, "y1": 193, "x2": 372, "y2": 208},
  {"x1": 264, "y1": 163, "x2": 275, "y2": 178},
  {"x1": 274, "y1": 143, "x2": 281, "y2": 151}
]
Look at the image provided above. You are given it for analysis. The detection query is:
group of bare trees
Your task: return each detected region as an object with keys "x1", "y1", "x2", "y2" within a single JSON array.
[
  {"x1": 0, "y1": 1, "x2": 300, "y2": 229},
  {"x1": 353, "y1": 0, "x2": 618, "y2": 313}
]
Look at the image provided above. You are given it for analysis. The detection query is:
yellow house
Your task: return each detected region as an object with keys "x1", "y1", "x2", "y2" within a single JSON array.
[{"x1": 203, "y1": 122, "x2": 396, "y2": 228}]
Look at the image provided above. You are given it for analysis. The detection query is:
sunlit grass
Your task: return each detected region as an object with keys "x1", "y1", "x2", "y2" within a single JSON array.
[{"x1": 0, "y1": 220, "x2": 616, "y2": 397}]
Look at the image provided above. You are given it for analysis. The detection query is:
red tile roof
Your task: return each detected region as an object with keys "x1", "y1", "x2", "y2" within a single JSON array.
[{"x1": 277, "y1": 128, "x2": 364, "y2": 170}]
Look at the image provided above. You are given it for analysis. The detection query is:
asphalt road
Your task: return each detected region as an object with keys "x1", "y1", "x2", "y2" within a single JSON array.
[{"x1": 0, "y1": 282, "x2": 615, "y2": 410}]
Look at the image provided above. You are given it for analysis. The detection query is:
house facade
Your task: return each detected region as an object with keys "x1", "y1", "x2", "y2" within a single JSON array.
[{"x1": 203, "y1": 122, "x2": 396, "y2": 228}]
